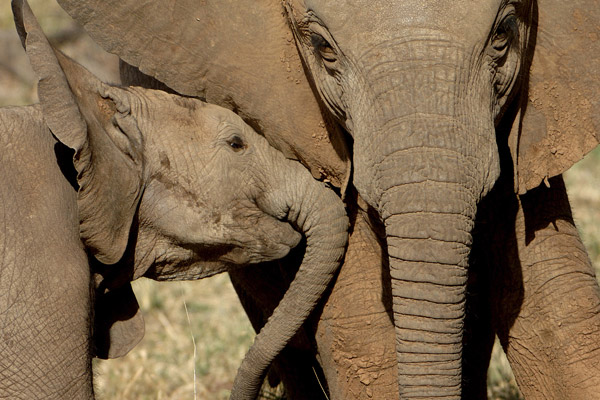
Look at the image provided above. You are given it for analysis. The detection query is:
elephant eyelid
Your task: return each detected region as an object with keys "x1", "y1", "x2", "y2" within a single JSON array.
[
  {"x1": 492, "y1": 14, "x2": 519, "y2": 51},
  {"x1": 305, "y1": 20, "x2": 339, "y2": 64},
  {"x1": 311, "y1": 33, "x2": 337, "y2": 63},
  {"x1": 310, "y1": 33, "x2": 328, "y2": 50},
  {"x1": 226, "y1": 135, "x2": 246, "y2": 152}
]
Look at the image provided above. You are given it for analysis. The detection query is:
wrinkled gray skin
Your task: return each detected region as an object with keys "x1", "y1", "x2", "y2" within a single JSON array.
[
  {"x1": 285, "y1": 1, "x2": 511, "y2": 397},
  {"x1": 55, "y1": 0, "x2": 600, "y2": 398},
  {"x1": 0, "y1": 2, "x2": 348, "y2": 399},
  {"x1": 281, "y1": 1, "x2": 600, "y2": 398}
]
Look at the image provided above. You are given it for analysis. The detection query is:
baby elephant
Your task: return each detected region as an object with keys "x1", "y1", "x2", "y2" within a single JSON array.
[{"x1": 0, "y1": 2, "x2": 348, "y2": 399}]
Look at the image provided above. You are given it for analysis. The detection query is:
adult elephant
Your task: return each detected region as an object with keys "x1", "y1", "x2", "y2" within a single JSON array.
[{"x1": 57, "y1": 0, "x2": 600, "y2": 398}]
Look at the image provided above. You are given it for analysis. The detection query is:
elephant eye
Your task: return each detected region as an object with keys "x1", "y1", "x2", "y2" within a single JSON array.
[
  {"x1": 226, "y1": 135, "x2": 246, "y2": 152},
  {"x1": 492, "y1": 15, "x2": 519, "y2": 52},
  {"x1": 311, "y1": 33, "x2": 337, "y2": 63}
]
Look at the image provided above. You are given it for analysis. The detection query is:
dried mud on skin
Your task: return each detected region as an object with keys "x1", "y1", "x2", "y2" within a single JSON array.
[{"x1": 2, "y1": 2, "x2": 599, "y2": 399}]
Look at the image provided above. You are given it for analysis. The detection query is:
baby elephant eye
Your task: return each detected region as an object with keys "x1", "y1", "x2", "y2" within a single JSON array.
[{"x1": 227, "y1": 135, "x2": 246, "y2": 152}]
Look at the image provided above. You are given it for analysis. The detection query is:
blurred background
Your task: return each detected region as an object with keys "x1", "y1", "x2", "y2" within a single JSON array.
[{"x1": 1, "y1": 1, "x2": 598, "y2": 399}]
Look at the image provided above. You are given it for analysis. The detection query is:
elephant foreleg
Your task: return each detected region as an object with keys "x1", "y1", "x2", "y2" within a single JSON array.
[
  {"x1": 494, "y1": 175, "x2": 600, "y2": 399},
  {"x1": 312, "y1": 195, "x2": 398, "y2": 400},
  {"x1": 460, "y1": 216, "x2": 496, "y2": 400}
]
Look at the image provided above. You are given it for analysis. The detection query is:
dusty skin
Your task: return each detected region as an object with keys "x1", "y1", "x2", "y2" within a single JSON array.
[
  {"x1": 0, "y1": 2, "x2": 348, "y2": 399},
  {"x1": 57, "y1": 0, "x2": 600, "y2": 398}
]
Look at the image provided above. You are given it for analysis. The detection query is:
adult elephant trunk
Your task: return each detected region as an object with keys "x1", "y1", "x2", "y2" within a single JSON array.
[
  {"x1": 230, "y1": 155, "x2": 349, "y2": 400},
  {"x1": 351, "y1": 48, "x2": 498, "y2": 398},
  {"x1": 380, "y1": 153, "x2": 477, "y2": 398}
]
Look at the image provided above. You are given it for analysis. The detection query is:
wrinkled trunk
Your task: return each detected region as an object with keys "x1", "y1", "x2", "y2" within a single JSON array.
[
  {"x1": 350, "y1": 42, "x2": 496, "y2": 398},
  {"x1": 381, "y1": 156, "x2": 477, "y2": 398},
  {"x1": 229, "y1": 158, "x2": 348, "y2": 400},
  {"x1": 372, "y1": 124, "x2": 479, "y2": 398}
]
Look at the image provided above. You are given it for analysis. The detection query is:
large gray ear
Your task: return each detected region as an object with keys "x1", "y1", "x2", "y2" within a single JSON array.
[
  {"x1": 515, "y1": 0, "x2": 600, "y2": 193},
  {"x1": 56, "y1": 0, "x2": 350, "y2": 190},
  {"x1": 13, "y1": 0, "x2": 144, "y2": 264}
]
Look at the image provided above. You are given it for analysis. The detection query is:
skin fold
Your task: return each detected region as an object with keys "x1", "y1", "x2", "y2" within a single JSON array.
[
  {"x1": 1, "y1": 2, "x2": 348, "y2": 399},
  {"x1": 55, "y1": 0, "x2": 600, "y2": 398}
]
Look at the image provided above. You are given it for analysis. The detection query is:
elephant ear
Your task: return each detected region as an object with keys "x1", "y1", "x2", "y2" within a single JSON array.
[
  {"x1": 515, "y1": 0, "x2": 600, "y2": 193},
  {"x1": 13, "y1": 0, "x2": 144, "y2": 264},
  {"x1": 56, "y1": 0, "x2": 350, "y2": 190},
  {"x1": 93, "y1": 282, "x2": 145, "y2": 359}
]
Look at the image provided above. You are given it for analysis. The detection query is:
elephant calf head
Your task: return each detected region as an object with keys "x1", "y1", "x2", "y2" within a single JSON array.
[
  {"x1": 76, "y1": 88, "x2": 305, "y2": 279},
  {"x1": 14, "y1": 1, "x2": 348, "y2": 397}
]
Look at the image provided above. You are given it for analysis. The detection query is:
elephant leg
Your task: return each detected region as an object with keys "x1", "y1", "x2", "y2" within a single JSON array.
[
  {"x1": 0, "y1": 107, "x2": 93, "y2": 399},
  {"x1": 0, "y1": 256, "x2": 93, "y2": 399},
  {"x1": 494, "y1": 175, "x2": 600, "y2": 399},
  {"x1": 312, "y1": 193, "x2": 398, "y2": 400}
]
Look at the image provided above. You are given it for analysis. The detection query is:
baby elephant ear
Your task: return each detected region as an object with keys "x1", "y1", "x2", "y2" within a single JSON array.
[
  {"x1": 13, "y1": 0, "x2": 144, "y2": 264},
  {"x1": 93, "y1": 283, "x2": 145, "y2": 359},
  {"x1": 516, "y1": 0, "x2": 600, "y2": 193}
]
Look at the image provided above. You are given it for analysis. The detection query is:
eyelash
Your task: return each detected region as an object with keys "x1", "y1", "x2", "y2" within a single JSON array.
[
  {"x1": 226, "y1": 135, "x2": 246, "y2": 152},
  {"x1": 492, "y1": 14, "x2": 519, "y2": 54},
  {"x1": 311, "y1": 33, "x2": 337, "y2": 62}
]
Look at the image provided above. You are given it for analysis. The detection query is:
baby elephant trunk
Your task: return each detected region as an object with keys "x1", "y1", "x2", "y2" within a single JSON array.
[{"x1": 229, "y1": 155, "x2": 349, "y2": 400}]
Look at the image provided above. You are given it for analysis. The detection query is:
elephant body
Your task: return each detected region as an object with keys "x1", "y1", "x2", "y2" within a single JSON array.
[
  {"x1": 1, "y1": 3, "x2": 349, "y2": 399},
  {"x1": 57, "y1": 0, "x2": 600, "y2": 398},
  {"x1": 0, "y1": 104, "x2": 93, "y2": 398}
]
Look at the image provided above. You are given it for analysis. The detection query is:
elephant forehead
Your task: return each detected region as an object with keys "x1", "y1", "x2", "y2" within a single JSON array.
[
  {"x1": 137, "y1": 91, "x2": 228, "y2": 141},
  {"x1": 200, "y1": 103, "x2": 246, "y2": 129},
  {"x1": 160, "y1": 96, "x2": 252, "y2": 138},
  {"x1": 306, "y1": 0, "x2": 503, "y2": 50}
]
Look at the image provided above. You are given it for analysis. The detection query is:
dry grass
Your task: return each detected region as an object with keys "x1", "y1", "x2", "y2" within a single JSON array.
[
  {"x1": 2, "y1": 2, "x2": 600, "y2": 399},
  {"x1": 92, "y1": 278, "x2": 288, "y2": 400},
  {"x1": 565, "y1": 148, "x2": 600, "y2": 269},
  {"x1": 92, "y1": 278, "x2": 259, "y2": 400},
  {"x1": 0, "y1": 0, "x2": 73, "y2": 34}
]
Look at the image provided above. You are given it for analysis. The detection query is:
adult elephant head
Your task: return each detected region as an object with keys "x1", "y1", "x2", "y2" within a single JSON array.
[{"x1": 57, "y1": 0, "x2": 600, "y2": 397}]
